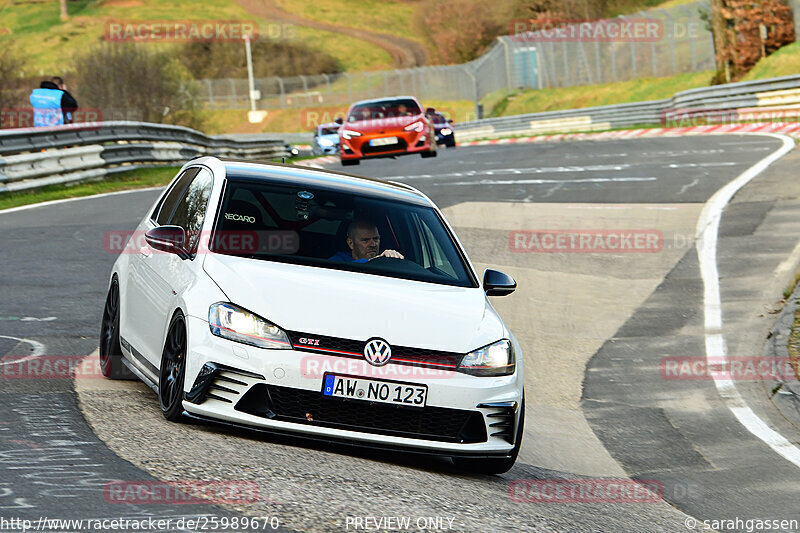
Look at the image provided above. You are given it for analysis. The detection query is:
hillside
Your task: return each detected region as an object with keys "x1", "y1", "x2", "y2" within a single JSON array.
[{"x1": 0, "y1": 0, "x2": 706, "y2": 77}]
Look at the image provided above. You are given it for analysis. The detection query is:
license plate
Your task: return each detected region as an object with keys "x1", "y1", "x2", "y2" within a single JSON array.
[
  {"x1": 322, "y1": 373, "x2": 427, "y2": 408},
  {"x1": 369, "y1": 137, "x2": 398, "y2": 146}
]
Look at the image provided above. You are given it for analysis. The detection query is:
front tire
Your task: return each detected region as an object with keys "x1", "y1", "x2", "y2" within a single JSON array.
[
  {"x1": 99, "y1": 278, "x2": 134, "y2": 380},
  {"x1": 454, "y1": 395, "x2": 525, "y2": 475},
  {"x1": 421, "y1": 149, "x2": 437, "y2": 158},
  {"x1": 341, "y1": 158, "x2": 360, "y2": 166},
  {"x1": 158, "y1": 313, "x2": 187, "y2": 422}
]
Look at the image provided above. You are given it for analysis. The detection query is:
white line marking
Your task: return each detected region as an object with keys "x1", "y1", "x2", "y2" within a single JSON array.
[
  {"x1": 678, "y1": 178, "x2": 699, "y2": 195},
  {"x1": 445, "y1": 176, "x2": 657, "y2": 186},
  {"x1": 0, "y1": 335, "x2": 46, "y2": 366},
  {"x1": 696, "y1": 133, "x2": 800, "y2": 466},
  {"x1": 774, "y1": 240, "x2": 800, "y2": 276},
  {"x1": 386, "y1": 164, "x2": 632, "y2": 180},
  {"x1": 668, "y1": 162, "x2": 738, "y2": 168},
  {"x1": 0, "y1": 187, "x2": 164, "y2": 215}
]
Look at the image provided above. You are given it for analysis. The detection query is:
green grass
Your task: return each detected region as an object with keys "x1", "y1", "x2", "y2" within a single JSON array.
[
  {"x1": 0, "y1": 166, "x2": 180, "y2": 211},
  {"x1": 293, "y1": 25, "x2": 392, "y2": 71},
  {"x1": 743, "y1": 41, "x2": 800, "y2": 81},
  {"x1": 787, "y1": 300, "x2": 800, "y2": 381},
  {"x1": 274, "y1": 0, "x2": 424, "y2": 46},
  {"x1": 0, "y1": 0, "x2": 392, "y2": 77},
  {"x1": 485, "y1": 71, "x2": 713, "y2": 117}
]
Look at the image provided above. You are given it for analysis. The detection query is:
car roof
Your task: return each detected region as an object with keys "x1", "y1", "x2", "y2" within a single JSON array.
[
  {"x1": 348, "y1": 96, "x2": 420, "y2": 106},
  {"x1": 317, "y1": 122, "x2": 340, "y2": 130},
  {"x1": 218, "y1": 160, "x2": 430, "y2": 206}
]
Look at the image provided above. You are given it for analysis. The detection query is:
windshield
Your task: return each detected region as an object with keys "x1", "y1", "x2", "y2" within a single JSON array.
[
  {"x1": 318, "y1": 126, "x2": 339, "y2": 136},
  {"x1": 433, "y1": 113, "x2": 447, "y2": 124},
  {"x1": 347, "y1": 99, "x2": 422, "y2": 122},
  {"x1": 212, "y1": 179, "x2": 476, "y2": 287}
]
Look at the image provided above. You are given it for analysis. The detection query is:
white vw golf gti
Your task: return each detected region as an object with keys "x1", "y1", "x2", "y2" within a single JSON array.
[{"x1": 100, "y1": 156, "x2": 524, "y2": 473}]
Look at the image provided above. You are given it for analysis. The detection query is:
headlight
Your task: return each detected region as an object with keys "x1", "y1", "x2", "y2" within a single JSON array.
[
  {"x1": 458, "y1": 339, "x2": 515, "y2": 376},
  {"x1": 342, "y1": 129, "x2": 362, "y2": 140},
  {"x1": 441, "y1": 128, "x2": 452, "y2": 136},
  {"x1": 209, "y1": 303, "x2": 292, "y2": 350},
  {"x1": 319, "y1": 138, "x2": 335, "y2": 147},
  {"x1": 404, "y1": 121, "x2": 424, "y2": 132}
]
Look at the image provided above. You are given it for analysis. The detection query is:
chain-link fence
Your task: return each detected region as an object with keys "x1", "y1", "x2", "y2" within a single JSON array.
[
  {"x1": 507, "y1": 1, "x2": 715, "y2": 88},
  {"x1": 198, "y1": 64, "x2": 482, "y2": 110},
  {"x1": 197, "y1": 0, "x2": 718, "y2": 111}
]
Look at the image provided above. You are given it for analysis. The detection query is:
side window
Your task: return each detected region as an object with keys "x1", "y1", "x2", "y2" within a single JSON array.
[
  {"x1": 166, "y1": 168, "x2": 214, "y2": 252},
  {"x1": 420, "y1": 221, "x2": 457, "y2": 278},
  {"x1": 153, "y1": 168, "x2": 200, "y2": 225}
]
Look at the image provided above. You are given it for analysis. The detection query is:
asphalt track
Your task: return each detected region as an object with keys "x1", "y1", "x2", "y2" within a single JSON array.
[{"x1": 2, "y1": 135, "x2": 800, "y2": 532}]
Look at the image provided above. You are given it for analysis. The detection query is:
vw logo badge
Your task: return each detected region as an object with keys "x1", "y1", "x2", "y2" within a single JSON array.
[{"x1": 364, "y1": 338, "x2": 392, "y2": 367}]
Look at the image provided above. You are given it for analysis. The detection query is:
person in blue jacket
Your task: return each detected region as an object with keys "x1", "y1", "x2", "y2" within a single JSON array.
[
  {"x1": 29, "y1": 81, "x2": 65, "y2": 127},
  {"x1": 329, "y1": 220, "x2": 404, "y2": 262}
]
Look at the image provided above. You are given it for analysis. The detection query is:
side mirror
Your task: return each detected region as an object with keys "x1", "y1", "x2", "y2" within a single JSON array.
[
  {"x1": 448, "y1": 119, "x2": 454, "y2": 125},
  {"x1": 145, "y1": 226, "x2": 189, "y2": 260},
  {"x1": 334, "y1": 117, "x2": 343, "y2": 125},
  {"x1": 483, "y1": 269, "x2": 516, "y2": 296}
]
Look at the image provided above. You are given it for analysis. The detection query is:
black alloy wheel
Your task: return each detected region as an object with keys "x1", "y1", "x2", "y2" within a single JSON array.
[
  {"x1": 99, "y1": 278, "x2": 133, "y2": 379},
  {"x1": 159, "y1": 313, "x2": 187, "y2": 421}
]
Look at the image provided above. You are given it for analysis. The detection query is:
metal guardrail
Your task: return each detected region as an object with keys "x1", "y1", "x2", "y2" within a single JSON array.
[
  {"x1": 0, "y1": 121, "x2": 289, "y2": 193},
  {"x1": 454, "y1": 74, "x2": 800, "y2": 141}
]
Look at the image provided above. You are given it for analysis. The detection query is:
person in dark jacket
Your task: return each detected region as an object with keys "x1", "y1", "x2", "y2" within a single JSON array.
[{"x1": 51, "y1": 77, "x2": 78, "y2": 124}]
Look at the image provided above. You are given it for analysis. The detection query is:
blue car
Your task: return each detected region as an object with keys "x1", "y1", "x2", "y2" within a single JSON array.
[{"x1": 312, "y1": 121, "x2": 341, "y2": 156}]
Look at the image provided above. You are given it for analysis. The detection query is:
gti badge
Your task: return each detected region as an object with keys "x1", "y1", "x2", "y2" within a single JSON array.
[{"x1": 364, "y1": 338, "x2": 392, "y2": 367}]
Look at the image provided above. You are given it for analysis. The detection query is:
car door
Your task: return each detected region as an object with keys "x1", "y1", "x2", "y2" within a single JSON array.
[
  {"x1": 123, "y1": 168, "x2": 197, "y2": 373},
  {"x1": 131, "y1": 167, "x2": 214, "y2": 371}
]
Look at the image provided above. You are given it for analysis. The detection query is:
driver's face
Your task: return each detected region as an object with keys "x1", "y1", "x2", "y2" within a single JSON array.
[{"x1": 348, "y1": 226, "x2": 380, "y2": 259}]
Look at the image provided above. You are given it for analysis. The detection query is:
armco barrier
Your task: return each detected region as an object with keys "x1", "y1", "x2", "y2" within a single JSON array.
[
  {"x1": 454, "y1": 74, "x2": 800, "y2": 141},
  {"x1": 0, "y1": 121, "x2": 288, "y2": 193}
]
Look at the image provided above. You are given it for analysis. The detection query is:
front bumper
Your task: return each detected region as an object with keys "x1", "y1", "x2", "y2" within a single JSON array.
[
  {"x1": 436, "y1": 130, "x2": 455, "y2": 145},
  {"x1": 313, "y1": 143, "x2": 339, "y2": 155},
  {"x1": 340, "y1": 130, "x2": 433, "y2": 160},
  {"x1": 182, "y1": 316, "x2": 522, "y2": 456}
]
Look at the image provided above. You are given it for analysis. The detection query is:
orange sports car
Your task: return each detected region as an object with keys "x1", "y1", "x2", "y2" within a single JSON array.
[{"x1": 339, "y1": 96, "x2": 437, "y2": 166}]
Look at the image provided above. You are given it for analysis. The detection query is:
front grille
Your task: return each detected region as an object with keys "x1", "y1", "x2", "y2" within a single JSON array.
[
  {"x1": 235, "y1": 384, "x2": 487, "y2": 444},
  {"x1": 286, "y1": 331, "x2": 462, "y2": 370},
  {"x1": 362, "y1": 138, "x2": 408, "y2": 155}
]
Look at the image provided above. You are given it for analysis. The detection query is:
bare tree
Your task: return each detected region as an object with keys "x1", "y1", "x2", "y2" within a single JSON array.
[
  {"x1": 709, "y1": 0, "x2": 794, "y2": 83},
  {"x1": 0, "y1": 47, "x2": 23, "y2": 128},
  {"x1": 60, "y1": 0, "x2": 68, "y2": 21}
]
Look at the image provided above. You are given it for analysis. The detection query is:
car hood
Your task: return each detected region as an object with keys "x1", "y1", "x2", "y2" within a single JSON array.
[
  {"x1": 203, "y1": 254, "x2": 505, "y2": 353},
  {"x1": 344, "y1": 114, "x2": 424, "y2": 135},
  {"x1": 316, "y1": 133, "x2": 339, "y2": 143}
]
